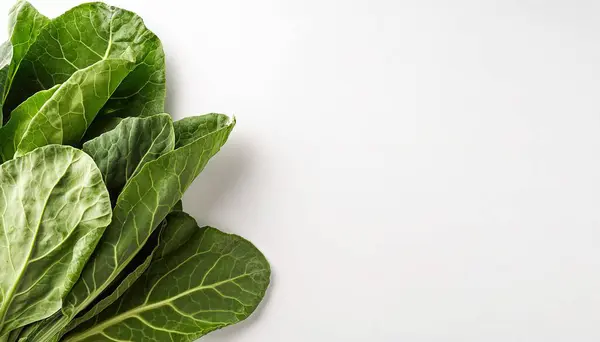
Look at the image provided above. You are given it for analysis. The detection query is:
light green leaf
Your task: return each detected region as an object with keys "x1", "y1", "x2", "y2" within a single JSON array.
[
  {"x1": 82, "y1": 113, "x2": 175, "y2": 200},
  {"x1": 63, "y1": 224, "x2": 270, "y2": 342},
  {"x1": 0, "y1": 145, "x2": 112, "y2": 337},
  {"x1": 4, "y1": 2, "x2": 165, "y2": 120},
  {"x1": 0, "y1": 85, "x2": 59, "y2": 161},
  {"x1": 0, "y1": 41, "x2": 11, "y2": 115},
  {"x1": 25, "y1": 115, "x2": 236, "y2": 341},
  {"x1": 13, "y1": 58, "x2": 135, "y2": 158},
  {"x1": 174, "y1": 114, "x2": 234, "y2": 148},
  {"x1": 0, "y1": 1, "x2": 49, "y2": 118}
]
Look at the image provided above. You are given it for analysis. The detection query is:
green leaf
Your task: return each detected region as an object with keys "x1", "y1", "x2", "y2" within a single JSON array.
[
  {"x1": 63, "y1": 223, "x2": 270, "y2": 342},
  {"x1": 61, "y1": 229, "x2": 162, "y2": 338},
  {"x1": 174, "y1": 114, "x2": 234, "y2": 148},
  {"x1": 154, "y1": 211, "x2": 198, "y2": 261},
  {"x1": 0, "y1": 1, "x2": 49, "y2": 118},
  {"x1": 4, "y1": 2, "x2": 165, "y2": 120},
  {"x1": 62, "y1": 211, "x2": 197, "y2": 336},
  {"x1": 24, "y1": 115, "x2": 236, "y2": 341},
  {"x1": 11, "y1": 58, "x2": 135, "y2": 158},
  {"x1": 0, "y1": 145, "x2": 112, "y2": 337},
  {"x1": 82, "y1": 113, "x2": 175, "y2": 200},
  {"x1": 0, "y1": 85, "x2": 59, "y2": 161},
  {"x1": 0, "y1": 42, "x2": 11, "y2": 115},
  {"x1": 171, "y1": 200, "x2": 184, "y2": 212}
]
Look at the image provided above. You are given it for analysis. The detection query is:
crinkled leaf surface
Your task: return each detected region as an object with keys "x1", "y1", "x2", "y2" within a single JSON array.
[
  {"x1": 63, "y1": 222, "x2": 270, "y2": 342},
  {"x1": 0, "y1": 145, "x2": 112, "y2": 337},
  {"x1": 25, "y1": 115, "x2": 236, "y2": 341},
  {"x1": 4, "y1": 2, "x2": 165, "y2": 120},
  {"x1": 0, "y1": 1, "x2": 49, "y2": 118},
  {"x1": 82, "y1": 113, "x2": 175, "y2": 200}
]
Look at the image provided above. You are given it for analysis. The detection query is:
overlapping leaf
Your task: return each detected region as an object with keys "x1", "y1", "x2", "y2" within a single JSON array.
[
  {"x1": 0, "y1": 85, "x2": 59, "y2": 161},
  {"x1": 12, "y1": 58, "x2": 135, "y2": 158},
  {"x1": 24, "y1": 114, "x2": 236, "y2": 341},
  {"x1": 0, "y1": 1, "x2": 49, "y2": 119},
  {"x1": 4, "y1": 2, "x2": 165, "y2": 120},
  {"x1": 63, "y1": 218, "x2": 270, "y2": 342},
  {"x1": 0, "y1": 145, "x2": 112, "y2": 338},
  {"x1": 0, "y1": 2, "x2": 270, "y2": 342},
  {"x1": 82, "y1": 113, "x2": 175, "y2": 200},
  {"x1": 62, "y1": 211, "x2": 198, "y2": 337}
]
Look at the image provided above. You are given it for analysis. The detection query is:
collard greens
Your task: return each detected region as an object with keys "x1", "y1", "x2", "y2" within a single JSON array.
[{"x1": 0, "y1": 2, "x2": 270, "y2": 342}]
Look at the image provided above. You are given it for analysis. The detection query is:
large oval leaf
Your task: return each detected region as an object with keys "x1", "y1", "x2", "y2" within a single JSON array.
[
  {"x1": 4, "y1": 2, "x2": 165, "y2": 120},
  {"x1": 24, "y1": 115, "x2": 236, "y2": 341},
  {"x1": 63, "y1": 223, "x2": 270, "y2": 342},
  {"x1": 0, "y1": 145, "x2": 112, "y2": 337}
]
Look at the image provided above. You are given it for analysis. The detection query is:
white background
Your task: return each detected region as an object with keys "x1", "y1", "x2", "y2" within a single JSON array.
[{"x1": 2, "y1": 0, "x2": 600, "y2": 341}]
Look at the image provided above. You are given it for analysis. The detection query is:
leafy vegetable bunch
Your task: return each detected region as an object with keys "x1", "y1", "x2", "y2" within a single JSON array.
[{"x1": 0, "y1": 2, "x2": 270, "y2": 341}]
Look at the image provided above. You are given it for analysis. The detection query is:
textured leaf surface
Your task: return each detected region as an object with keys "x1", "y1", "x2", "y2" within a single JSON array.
[
  {"x1": 0, "y1": 85, "x2": 59, "y2": 161},
  {"x1": 82, "y1": 113, "x2": 175, "y2": 200},
  {"x1": 25, "y1": 115, "x2": 236, "y2": 341},
  {"x1": 62, "y1": 230, "x2": 161, "y2": 338},
  {"x1": 12, "y1": 58, "x2": 134, "y2": 158},
  {"x1": 63, "y1": 223, "x2": 270, "y2": 342},
  {"x1": 173, "y1": 114, "x2": 234, "y2": 149},
  {"x1": 0, "y1": 145, "x2": 112, "y2": 336},
  {"x1": 4, "y1": 2, "x2": 165, "y2": 119},
  {"x1": 62, "y1": 211, "x2": 196, "y2": 336},
  {"x1": 0, "y1": 1, "x2": 49, "y2": 117}
]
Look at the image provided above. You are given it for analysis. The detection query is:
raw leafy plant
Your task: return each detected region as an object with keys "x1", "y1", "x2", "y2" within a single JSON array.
[{"x1": 0, "y1": 2, "x2": 270, "y2": 342}]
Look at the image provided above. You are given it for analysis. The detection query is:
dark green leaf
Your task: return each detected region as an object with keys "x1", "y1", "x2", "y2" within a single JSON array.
[
  {"x1": 62, "y1": 211, "x2": 197, "y2": 336},
  {"x1": 63, "y1": 224, "x2": 270, "y2": 342}
]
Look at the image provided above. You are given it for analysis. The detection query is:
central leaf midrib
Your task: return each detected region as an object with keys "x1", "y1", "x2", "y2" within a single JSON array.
[
  {"x1": 101, "y1": 7, "x2": 116, "y2": 60},
  {"x1": 65, "y1": 271, "x2": 263, "y2": 341}
]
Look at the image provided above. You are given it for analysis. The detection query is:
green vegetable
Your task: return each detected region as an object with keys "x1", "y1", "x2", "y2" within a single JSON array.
[
  {"x1": 0, "y1": 145, "x2": 112, "y2": 337},
  {"x1": 3, "y1": 2, "x2": 165, "y2": 120},
  {"x1": 63, "y1": 212, "x2": 197, "y2": 336},
  {"x1": 63, "y1": 213, "x2": 270, "y2": 342},
  {"x1": 0, "y1": 1, "x2": 49, "y2": 118},
  {"x1": 82, "y1": 113, "x2": 175, "y2": 201},
  {"x1": 0, "y1": 2, "x2": 269, "y2": 341}
]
